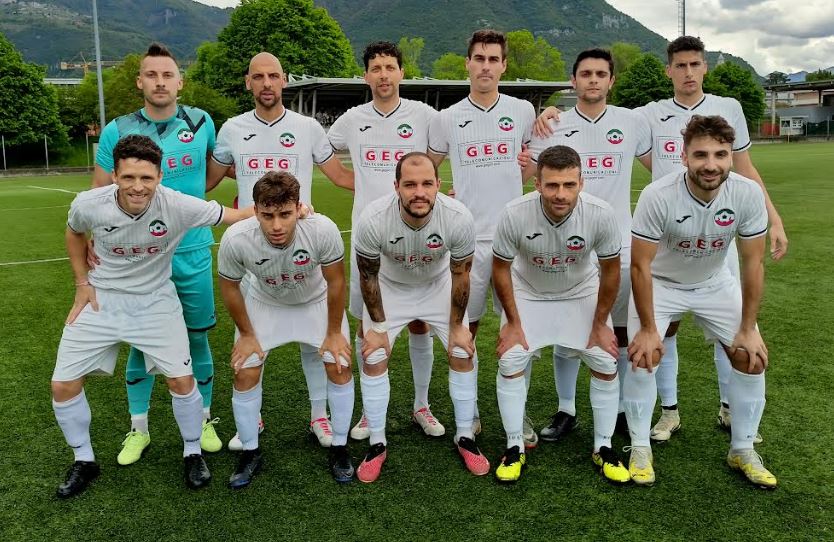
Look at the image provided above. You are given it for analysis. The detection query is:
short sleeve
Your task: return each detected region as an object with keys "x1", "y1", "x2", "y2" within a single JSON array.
[
  {"x1": 205, "y1": 114, "x2": 217, "y2": 153},
  {"x1": 176, "y1": 192, "x2": 224, "y2": 229},
  {"x1": 631, "y1": 186, "x2": 666, "y2": 243},
  {"x1": 317, "y1": 217, "x2": 346, "y2": 265},
  {"x1": 327, "y1": 113, "x2": 349, "y2": 151},
  {"x1": 427, "y1": 112, "x2": 449, "y2": 155},
  {"x1": 212, "y1": 121, "x2": 234, "y2": 166},
  {"x1": 521, "y1": 101, "x2": 535, "y2": 145},
  {"x1": 311, "y1": 119, "x2": 335, "y2": 165},
  {"x1": 633, "y1": 112, "x2": 652, "y2": 157},
  {"x1": 528, "y1": 128, "x2": 554, "y2": 162},
  {"x1": 217, "y1": 231, "x2": 245, "y2": 281},
  {"x1": 448, "y1": 208, "x2": 476, "y2": 261},
  {"x1": 737, "y1": 183, "x2": 768, "y2": 239},
  {"x1": 729, "y1": 100, "x2": 751, "y2": 152},
  {"x1": 594, "y1": 206, "x2": 622, "y2": 259},
  {"x1": 95, "y1": 120, "x2": 120, "y2": 172},
  {"x1": 67, "y1": 196, "x2": 91, "y2": 233},
  {"x1": 353, "y1": 212, "x2": 382, "y2": 260},
  {"x1": 491, "y1": 207, "x2": 518, "y2": 261}
]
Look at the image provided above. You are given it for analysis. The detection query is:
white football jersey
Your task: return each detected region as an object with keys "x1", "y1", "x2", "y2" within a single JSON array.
[
  {"x1": 354, "y1": 192, "x2": 475, "y2": 285},
  {"x1": 493, "y1": 191, "x2": 621, "y2": 301},
  {"x1": 631, "y1": 171, "x2": 767, "y2": 287},
  {"x1": 528, "y1": 105, "x2": 651, "y2": 248},
  {"x1": 328, "y1": 99, "x2": 437, "y2": 224},
  {"x1": 217, "y1": 213, "x2": 344, "y2": 306},
  {"x1": 428, "y1": 94, "x2": 535, "y2": 240},
  {"x1": 67, "y1": 185, "x2": 223, "y2": 294},
  {"x1": 638, "y1": 94, "x2": 751, "y2": 181},
  {"x1": 213, "y1": 109, "x2": 334, "y2": 207}
]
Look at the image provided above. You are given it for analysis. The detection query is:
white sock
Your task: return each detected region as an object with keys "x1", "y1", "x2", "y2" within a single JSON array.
[
  {"x1": 300, "y1": 343, "x2": 328, "y2": 421},
  {"x1": 232, "y1": 383, "x2": 262, "y2": 451},
  {"x1": 328, "y1": 379, "x2": 354, "y2": 447},
  {"x1": 714, "y1": 344, "x2": 733, "y2": 406},
  {"x1": 171, "y1": 384, "x2": 204, "y2": 457},
  {"x1": 472, "y1": 350, "x2": 480, "y2": 421},
  {"x1": 655, "y1": 335, "x2": 679, "y2": 407},
  {"x1": 53, "y1": 390, "x2": 94, "y2": 462},
  {"x1": 622, "y1": 367, "x2": 656, "y2": 447},
  {"x1": 202, "y1": 407, "x2": 211, "y2": 421},
  {"x1": 554, "y1": 349, "x2": 580, "y2": 416},
  {"x1": 590, "y1": 376, "x2": 619, "y2": 451},
  {"x1": 617, "y1": 347, "x2": 628, "y2": 413},
  {"x1": 449, "y1": 368, "x2": 477, "y2": 442},
  {"x1": 360, "y1": 370, "x2": 389, "y2": 446},
  {"x1": 408, "y1": 331, "x2": 433, "y2": 411},
  {"x1": 130, "y1": 413, "x2": 149, "y2": 434},
  {"x1": 728, "y1": 369, "x2": 766, "y2": 450},
  {"x1": 496, "y1": 372, "x2": 526, "y2": 450}
]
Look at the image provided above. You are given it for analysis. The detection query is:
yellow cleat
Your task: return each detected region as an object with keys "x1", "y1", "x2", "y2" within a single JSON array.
[
  {"x1": 626, "y1": 446, "x2": 655, "y2": 486},
  {"x1": 117, "y1": 430, "x2": 150, "y2": 466},
  {"x1": 201, "y1": 418, "x2": 223, "y2": 453},
  {"x1": 592, "y1": 446, "x2": 631, "y2": 484},
  {"x1": 495, "y1": 446, "x2": 526, "y2": 483},
  {"x1": 727, "y1": 449, "x2": 777, "y2": 489}
]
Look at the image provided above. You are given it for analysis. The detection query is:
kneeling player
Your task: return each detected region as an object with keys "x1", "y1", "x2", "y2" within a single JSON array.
[
  {"x1": 625, "y1": 115, "x2": 775, "y2": 488},
  {"x1": 218, "y1": 171, "x2": 354, "y2": 487},
  {"x1": 493, "y1": 145, "x2": 630, "y2": 483},
  {"x1": 353, "y1": 152, "x2": 487, "y2": 483},
  {"x1": 51, "y1": 135, "x2": 252, "y2": 498}
]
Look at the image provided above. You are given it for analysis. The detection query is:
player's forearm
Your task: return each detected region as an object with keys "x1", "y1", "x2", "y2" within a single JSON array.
[
  {"x1": 91, "y1": 165, "x2": 112, "y2": 188},
  {"x1": 357, "y1": 255, "x2": 385, "y2": 322},
  {"x1": 220, "y1": 205, "x2": 255, "y2": 225},
  {"x1": 449, "y1": 257, "x2": 472, "y2": 326},
  {"x1": 739, "y1": 253, "x2": 765, "y2": 332},
  {"x1": 492, "y1": 259, "x2": 520, "y2": 324},
  {"x1": 321, "y1": 160, "x2": 355, "y2": 192},
  {"x1": 205, "y1": 158, "x2": 230, "y2": 192},
  {"x1": 220, "y1": 279, "x2": 256, "y2": 336},
  {"x1": 65, "y1": 229, "x2": 90, "y2": 284},
  {"x1": 630, "y1": 261, "x2": 656, "y2": 330},
  {"x1": 594, "y1": 261, "x2": 620, "y2": 325},
  {"x1": 325, "y1": 275, "x2": 347, "y2": 335}
]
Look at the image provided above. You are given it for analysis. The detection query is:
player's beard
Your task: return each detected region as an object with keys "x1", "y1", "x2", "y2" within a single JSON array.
[
  {"x1": 145, "y1": 89, "x2": 176, "y2": 108},
  {"x1": 688, "y1": 166, "x2": 730, "y2": 192},
  {"x1": 256, "y1": 92, "x2": 281, "y2": 110},
  {"x1": 400, "y1": 197, "x2": 434, "y2": 220}
]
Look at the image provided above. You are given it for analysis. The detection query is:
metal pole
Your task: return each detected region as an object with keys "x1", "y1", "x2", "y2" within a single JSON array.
[
  {"x1": 86, "y1": 132, "x2": 90, "y2": 167},
  {"x1": 44, "y1": 135, "x2": 49, "y2": 171},
  {"x1": 1, "y1": 135, "x2": 6, "y2": 171},
  {"x1": 92, "y1": 0, "x2": 107, "y2": 130},
  {"x1": 770, "y1": 90, "x2": 776, "y2": 139}
]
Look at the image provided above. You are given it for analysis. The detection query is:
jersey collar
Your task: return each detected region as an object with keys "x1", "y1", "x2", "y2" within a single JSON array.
[
  {"x1": 574, "y1": 105, "x2": 608, "y2": 124},
  {"x1": 672, "y1": 94, "x2": 707, "y2": 111},
  {"x1": 372, "y1": 99, "x2": 402, "y2": 118},
  {"x1": 253, "y1": 108, "x2": 287, "y2": 127},
  {"x1": 114, "y1": 189, "x2": 153, "y2": 221},
  {"x1": 467, "y1": 94, "x2": 501, "y2": 112},
  {"x1": 681, "y1": 172, "x2": 723, "y2": 208},
  {"x1": 538, "y1": 194, "x2": 573, "y2": 228}
]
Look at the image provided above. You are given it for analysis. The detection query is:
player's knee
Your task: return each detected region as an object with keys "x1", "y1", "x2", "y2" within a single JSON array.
[
  {"x1": 498, "y1": 345, "x2": 530, "y2": 377},
  {"x1": 234, "y1": 367, "x2": 262, "y2": 391},
  {"x1": 449, "y1": 353, "x2": 474, "y2": 372},
  {"x1": 665, "y1": 320, "x2": 681, "y2": 337},
  {"x1": 361, "y1": 349, "x2": 388, "y2": 376},
  {"x1": 408, "y1": 320, "x2": 430, "y2": 334},
  {"x1": 590, "y1": 369, "x2": 617, "y2": 381},
  {"x1": 724, "y1": 345, "x2": 765, "y2": 375},
  {"x1": 325, "y1": 364, "x2": 353, "y2": 385},
  {"x1": 166, "y1": 375, "x2": 195, "y2": 395},
  {"x1": 51, "y1": 379, "x2": 83, "y2": 402}
]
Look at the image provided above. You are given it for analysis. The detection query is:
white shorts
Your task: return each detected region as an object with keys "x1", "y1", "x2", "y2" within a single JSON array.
[
  {"x1": 53, "y1": 282, "x2": 192, "y2": 381},
  {"x1": 727, "y1": 238, "x2": 740, "y2": 280},
  {"x1": 598, "y1": 249, "x2": 630, "y2": 328},
  {"x1": 238, "y1": 295, "x2": 351, "y2": 369},
  {"x1": 362, "y1": 274, "x2": 468, "y2": 358},
  {"x1": 469, "y1": 239, "x2": 500, "y2": 322},
  {"x1": 499, "y1": 293, "x2": 617, "y2": 376},
  {"x1": 348, "y1": 244, "x2": 363, "y2": 319},
  {"x1": 627, "y1": 269, "x2": 741, "y2": 347}
]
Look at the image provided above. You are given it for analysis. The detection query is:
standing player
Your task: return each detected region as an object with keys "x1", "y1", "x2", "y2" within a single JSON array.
[
  {"x1": 625, "y1": 115, "x2": 775, "y2": 488},
  {"x1": 428, "y1": 29, "x2": 535, "y2": 441},
  {"x1": 493, "y1": 145, "x2": 630, "y2": 483},
  {"x1": 327, "y1": 41, "x2": 443, "y2": 439},
  {"x1": 352, "y1": 152, "x2": 487, "y2": 483},
  {"x1": 53, "y1": 136, "x2": 252, "y2": 498},
  {"x1": 523, "y1": 49, "x2": 651, "y2": 443},
  {"x1": 92, "y1": 43, "x2": 224, "y2": 464},
  {"x1": 208, "y1": 52, "x2": 354, "y2": 450},
  {"x1": 218, "y1": 172, "x2": 355, "y2": 487}
]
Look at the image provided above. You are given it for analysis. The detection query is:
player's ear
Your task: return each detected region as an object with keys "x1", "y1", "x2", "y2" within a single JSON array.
[{"x1": 245, "y1": 74, "x2": 252, "y2": 91}]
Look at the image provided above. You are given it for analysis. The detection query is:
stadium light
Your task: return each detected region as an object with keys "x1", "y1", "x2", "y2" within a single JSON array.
[
  {"x1": 678, "y1": 0, "x2": 686, "y2": 36},
  {"x1": 92, "y1": 0, "x2": 106, "y2": 130}
]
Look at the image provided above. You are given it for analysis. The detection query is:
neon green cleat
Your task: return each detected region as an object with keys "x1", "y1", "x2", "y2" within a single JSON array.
[
  {"x1": 626, "y1": 446, "x2": 655, "y2": 486},
  {"x1": 495, "y1": 446, "x2": 526, "y2": 483},
  {"x1": 592, "y1": 446, "x2": 631, "y2": 484},
  {"x1": 201, "y1": 418, "x2": 222, "y2": 453},
  {"x1": 727, "y1": 449, "x2": 777, "y2": 489},
  {"x1": 117, "y1": 430, "x2": 150, "y2": 466}
]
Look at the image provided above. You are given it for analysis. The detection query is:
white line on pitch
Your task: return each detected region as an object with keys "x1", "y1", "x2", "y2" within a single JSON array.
[
  {"x1": 3, "y1": 204, "x2": 71, "y2": 211},
  {"x1": 0, "y1": 256, "x2": 69, "y2": 267},
  {"x1": 27, "y1": 185, "x2": 79, "y2": 194}
]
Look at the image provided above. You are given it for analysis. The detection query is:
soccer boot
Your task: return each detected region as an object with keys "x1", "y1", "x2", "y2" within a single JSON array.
[
  {"x1": 117, "y1": 430, "x2": 150, "y2": 466},
  {"x1": 592, "y1": 446, "x2": 631, "y2": 484},
  {"x1": 328, "y1": 445, "x2": 355, "y2": 484},
  {"x1": 650, "y1": 409, "x2": 681, "y2": 442},
  {"x1": 718, "y1": 404, "x2": 763, "y2": 444},
  {"x1": 495, "y1": 446, "x2": 526, "y2": 483},
  {"x1": 56, "y1": 461, "x2": 100, "y2": 499},
  {"x1": 184, "y1": 454, "x2": 211, "y2": 490},
  {"x1": 540, "y1": 411, "x2": 578, "y2": 442},
  {"x1": 350, "y1": 414, "x2": 370, "y2": 441},
  {"x1": 201, "y1": 418, "x2": 222, "y2": 453},
  {"x1": 228, "y1": 419, "x2": 264, "y2": 452},
  {"x1": 626, "y1": 446, "x2": 655, "y2": 486},
  {"x1": 412, "y1": 406, "x2": 445, "y2": 437},
  {"x1": 727, "y1": 449, "x2": 777, "y2": 489},
  {"x1": 228, "y1": 448, "x2": 263, "y2": 489},
  {"x1": 523, "y1": 415, "x2": 538, "y2": 449},
  {"x1": 615, "y1": 411, "x2": 629, "y2": 436},
  {"x1": 356, "y1": 442, "x2": 387, "y2": 483},
  {"x1": 310, "y1": 417, "x2": 334, "y2": 447},
  {"x1": 456, "y1": 436, "x2": 490, "y2": 476}
]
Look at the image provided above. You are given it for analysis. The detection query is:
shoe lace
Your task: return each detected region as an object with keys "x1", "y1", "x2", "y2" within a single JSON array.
[
  {"x1": 416, "y1": 407, "x2": 438, "y2": 425},
  {"x1": 312, "y1": 417, "x2": 333, "y2": 436},
  {"x1": 122, "y1": 430, "x2": 146, "y2": 446},
  {"x1": 736, "y1": 449, "x2": 765, "y2": 468},
  {"x1": 204, "y1": 417, "x2": 220, "y2": 428},
  {"x1": 359, "y1": 415, "x2": 369, "y2": 428},
  {"x1": 623, "y1": 446, "x2": 651, "y2": 468}
]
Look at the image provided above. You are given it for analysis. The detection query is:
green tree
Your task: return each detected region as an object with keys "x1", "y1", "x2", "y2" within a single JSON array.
[
  {"x1": 398, "y1": 37, "x2": 424, "y2": 79},
  {"x1": 190, "y1": 0, "x2": 357, "y2": 110},
  {"x1": 610, "y1": 42, "x2": 642, "y2": 76},
  {"x1": 0, "y1": 33, "x2": 68, "y2": 148},
  {"x1": 806, "y1": 69, "x2": 834, "y2": 82},
  {"x1": 504, "y1": 30, "x2": 566, "y2": 81},
  {"x1": 431, "y1": 53, "x2": 468, "y2": 80},
  {"x1": 180, "y1": 78, "x2": 238, "y2": 127},
  {"x1": 610, "y1": 53, "x2": 673, "y2": 108},
  {"x1": 765, "y1": 71, "x2": 789, "y2": 85},
  {"x1": 704, "y1": 62, "x2": 765, "y2": 125}
]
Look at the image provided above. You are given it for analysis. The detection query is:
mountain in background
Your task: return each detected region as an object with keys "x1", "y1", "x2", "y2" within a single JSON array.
[
  {"x1": 1, "y1": 0, "x2": 760, "y2": 78},
  {"x1": 788, "y1": 67, "x2": 834, "y2": 83}
]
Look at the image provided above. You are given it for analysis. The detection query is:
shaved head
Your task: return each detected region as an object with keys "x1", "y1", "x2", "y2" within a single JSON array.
[
  {"x1": 246, "y1": 52, "x2": 286, "y2": 112},
  {"x1": 248, "y1": 52, "x2": 282, "y2": 75}
]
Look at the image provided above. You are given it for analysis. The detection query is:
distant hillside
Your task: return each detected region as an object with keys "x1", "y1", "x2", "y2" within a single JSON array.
[{"x1": 788, "y1": 67, "x2": 834, "y2": 82}]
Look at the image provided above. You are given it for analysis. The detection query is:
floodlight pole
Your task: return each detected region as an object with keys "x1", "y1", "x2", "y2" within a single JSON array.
[
  {"x1": 92, "y1": 0, "x2": 106, "y2": 130},
  {"x1": 678, "y1": 0, "x2": 686, "y2": 36}
]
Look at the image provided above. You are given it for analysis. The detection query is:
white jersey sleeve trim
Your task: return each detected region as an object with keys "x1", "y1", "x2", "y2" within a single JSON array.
[{"x1": 632, "y1": 230, "x2": 660, "y2": 243}]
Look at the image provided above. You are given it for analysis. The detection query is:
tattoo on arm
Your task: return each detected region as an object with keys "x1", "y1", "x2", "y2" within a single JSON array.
[
  {"x1": 357, "y1": 254, "x2": 385, "y2": 322},
  {"x1": 450, "y1": 257, "x2": 472, "y2": 325}
]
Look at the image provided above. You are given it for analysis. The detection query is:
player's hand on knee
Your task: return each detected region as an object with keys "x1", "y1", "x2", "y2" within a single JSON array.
[
  {"x1": 231, "y1": 334, "x2": 264, "y2": 374},
  {"x1": 731, "y1": 329, "x2": 768, "y2": 373},
  {"x1": 362, "y1": 329, "x2": 390, "y2": 361},
  {"x1": 497, "y1": 322, "x2": 528, "y2": 358},
  {"x1": 627, "y1": 329, "x2": 663, "y2": 372},
  {"x1": 449, "y1": 323, "x2": 475, "y2": 359},
  {"x1": 85, "y1": 238, "x2": 100, "y2": 269},
  {"x1": 533, "y1": 106, "x2": 561, "y2": 138},
  {"x1": 516, "y1": 144, "x2": 531, "y2": 171},
  {"x1": 770, "y1": 223, "x2": 788, "y2": 261},
  {"x1": 320, "y1": 333, "x2": 352, "y2": 374},
  {"x1": 587, "y1": 322, "x2": 619, "y2": 359},
  {"x1": 65, "y1": 284, "x2": 98, "y2": 325}
]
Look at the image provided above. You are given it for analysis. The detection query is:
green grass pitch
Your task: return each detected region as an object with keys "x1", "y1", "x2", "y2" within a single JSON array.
[{"x1": 0, "y1": 143, "x2": 832, "y2": 541}]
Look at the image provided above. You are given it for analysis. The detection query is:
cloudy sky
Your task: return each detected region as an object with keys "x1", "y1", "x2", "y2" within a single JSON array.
[{"x1": 196, "y1": 0, "x2": 834, "y2": 75}]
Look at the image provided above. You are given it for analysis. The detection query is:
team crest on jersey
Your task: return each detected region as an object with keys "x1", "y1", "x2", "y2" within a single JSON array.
[
  {"x1": 714, "y1": 208, "x2": 736, "y2": 227},
  {"x1": 177, "y1": 128, "x2": 195, "y2": 143},
  {"x1": 426, "y1": 233, "x2": 444, "y2": 249},
  {"x1": 149, "y1": 219, "x2": 168, "y2": 237},
  {"x1": 498, "y1": 117, "x2": 514, "y2": 131},
  {"x1": 279, "y1": 132, "x2": 296, "y2": 148},
  {"x1": 606, "y1": 129, "x2": 624, "y2": 144},
  {"x1": 566, "y1": 236, "x2": 585, "y2": 251},
  {"x1": 292, "y1": 249, "x2": 311, "y2": 265},
  {"x1": 397, "y1": 124, "x2": 414, "y2": 139}
]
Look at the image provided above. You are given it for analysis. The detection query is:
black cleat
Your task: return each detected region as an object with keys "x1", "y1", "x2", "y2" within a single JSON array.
[
  {"x1": 228, "y1": 448, "x2": 263, "y2": 489},
  {"x1": 56, "y1": 461, "x2": 100, "y2": 499},
  {"x1": 540, "y1": 411, "x2": 579, "y2": 442},
  {"x1": 615, "y1": 411, "x2": 629, "y2": 436},
  {"x1": 328, "y1": 445, "x2": 355, "y2": 484},
  {"x1": 184, "y1": 454, "x2": 211, "y2": 489}
]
